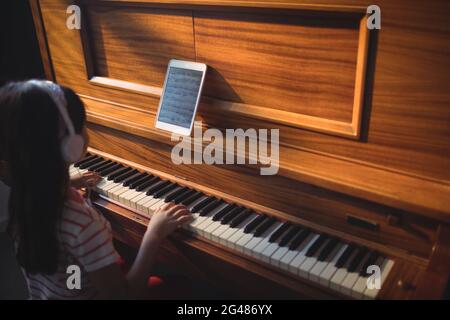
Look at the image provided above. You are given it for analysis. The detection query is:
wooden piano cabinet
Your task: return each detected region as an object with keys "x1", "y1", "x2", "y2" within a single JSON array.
[{"x1": 413, "y1": 226, "x2": 450, "y2": 299}]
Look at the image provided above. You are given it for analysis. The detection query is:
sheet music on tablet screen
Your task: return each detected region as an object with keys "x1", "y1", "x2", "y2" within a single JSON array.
[{"x1": 158, "y1": 67, "x2": 203, "y2": 128}]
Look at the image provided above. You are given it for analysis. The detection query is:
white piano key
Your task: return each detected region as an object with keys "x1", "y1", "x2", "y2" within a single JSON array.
[
  {"x1": 148, "y1": 197, "x2": 168, "y2": 214},
  {"x1": 203, "y1": 219, "x2": 224, "y2": 240},
  {"x1": 270, "y1": 245, "x2": 292, "y2": 267},
  {"x1": 309, "y1": 243, "x2": 344, "y2": 282},
  {"x1": 287, "y1": 234, "x2": 320, "y2": 274},
  {"x1": 351, "y1": 257, "x2": 381, "y2": 299},
  {"x1": 106, "y1": 183, "x2": 124, "y2": 198},
  {"x1": 319, "y1": 244, "x2": 349, "y2": 287},
  {"x1": 192, "y1": 204, "x2": 229, "y2": 237},
  {"x1": 192, "y1": 213, "x2": 217, "y2": 235},
  {"x1": 234, "y1": 229, "x2": 259, "y2": 253},
  {"x1": 363, "y1": 258, "x2": 394, "y2": 300},
  {"x1": 130, "y1": 191, "x2": 150, "y2": 207},
  {"x1": 119, "y1": 189, "x2": 140, "y2": 206},
  {"x1": 340, "y1": 252, "x2": 371, "y2": 296},
  {"x1": 329, "y1": 248, "x2": 360, "y2": 292},
  {"x1": 148, "y1": 187, "x2": 183, "y2": 210},
  {"x1": 210, "y1": 223, "x2": 232, "y2": 242},
  {"x1": 128, "y1": 189, "x2": 152, "y2": 210},
  {"x1": 245, "y1": 222, "x2": 282, "y2": 258},
  {"x1": 251, "y1": 223, "x2": 284, "y2": 259},
  {"x1": 279, "y1": 235, "x2": 312, "y2": 271},
  {"x1": 142, "y1": 197, "x2": 161, "y2": 215},
  {"x1": 184, "y1": 201, "x2": 214, "y2": 231},
  {"x1": 218, "y1": 214, "x2": 258, "y2": 246},
  {"x1": 298, "y1": 238, "x2": 332, "y2": 278},
  {"x1": 183, "y1": 213, "x2": 200, "y2": 232},
  {"x1": 95, "y1": 178, "x2": 115, "y2": 190},
  {"x1": 226, "y1": 215, "x2": 260, "y2": 250},
  {"x1": 186, "y1": 212, "x2": 210, "y2": 232},
  {"x1": 111, "y1": 186, "x2": 130, "y2": 201},
  {"x1": 136, "y1": 194, "x2": 156, "y2": 212},
  {"x1": 260, "y1": 227, "x2": 296, "y2": 264}
]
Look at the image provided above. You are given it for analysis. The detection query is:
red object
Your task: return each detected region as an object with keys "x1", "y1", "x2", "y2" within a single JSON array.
[{"x1": 116, "y1": 257, "x2": 192, "y2": 299}]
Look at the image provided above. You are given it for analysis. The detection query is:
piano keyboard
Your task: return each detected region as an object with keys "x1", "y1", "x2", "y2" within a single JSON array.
[{"x1": 69, "y1": 154, "x2": 394, "y2": 299}]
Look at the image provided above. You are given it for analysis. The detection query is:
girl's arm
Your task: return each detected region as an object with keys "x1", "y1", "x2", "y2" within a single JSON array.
[{"x1": 88, "y1": 203, "x2": 193, "y2": 299}]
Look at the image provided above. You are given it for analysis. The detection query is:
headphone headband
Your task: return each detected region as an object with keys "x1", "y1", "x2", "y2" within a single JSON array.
[
  {"x1": 27, "y1": 79, "x2": 84, "y2": 163},
  {"x1": 27, "y1": 80, "x2": 76, "y2": 136}
]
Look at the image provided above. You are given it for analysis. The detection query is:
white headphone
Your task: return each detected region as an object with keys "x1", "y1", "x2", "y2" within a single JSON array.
[{"x1": 28, "y1": 80, "x2": 85, "y2": 163}]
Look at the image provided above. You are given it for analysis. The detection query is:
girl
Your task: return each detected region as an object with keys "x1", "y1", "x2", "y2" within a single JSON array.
[{"x1": 0, "y1": 80, "x2": 193, "y2": 299}]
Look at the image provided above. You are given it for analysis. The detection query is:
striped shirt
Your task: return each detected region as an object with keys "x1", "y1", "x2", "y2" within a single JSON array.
[{"x1": 24, "y1": 187, "x2": 120, "y2": 299}]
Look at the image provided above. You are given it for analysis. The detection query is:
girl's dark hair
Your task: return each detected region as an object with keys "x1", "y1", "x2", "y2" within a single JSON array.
[{"x1": 0, "y1": 80, "x2": 86, "y2": 275}]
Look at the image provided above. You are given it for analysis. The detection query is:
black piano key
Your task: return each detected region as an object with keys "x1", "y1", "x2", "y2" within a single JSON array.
[
  {"x1": 229, "y1": 209, "x2": 252, "y2": 228},
  {"x1": 146, "y1": 180, "x2": 171, "y2": 196},
  {"x1": 360, "y1": 251, "x2": 381, "y2": 276},
  {"x1": 94, "y1": 161, "x2": 115, "y2": 174},
  {"x1": 129, "y1": 175, "x2": 152, "y2": 189},
  {"x1": 212, "y1": 204, "x2": 236, "y2": 222},
  {"x1": 279, "y1": 226, "x2": 302, "y2": 247},
  {"x1": 99, "y1": 165, "x2": 123, "y2": 178},
  {"x1": 74, "y1": 154, "x2": 96, "y2": 167},
  {"x1": 120, "y1": 171, "x2": 141, "y2": 185},
  {"x1": 347, "y1": 248, "x2": 369, "y2": 273},
  {"x1": 289, "y1": 228, "x2": 311, "y2": 250},
  {"x1": 173, "y1": 189, "x2": 196, "y2": 204},
  {"x1": 87, "y1": 159, "x2": 110, "y2": 171},
  {"x1": 135, "y1": 176, "x2": 160, "y2": 192},
  {"x1": 221, "y1": 206, "x2": 245, "y2": 225},
  {"x1": 254, "y1": 217, "x2": 278, "y2": 237},
  {"x1": 93, "y1": 160, "x2": 114, "y2": 173},
  {"x1": 305, "y1": 234, "x2": 328, "y2": 257},
  {"x1": 335, "y1": 245, "x2": 357, "y2": 269},
  {"x1": 114, "y1": 169, "x2": 139, "y2": 183},
  {"x1": 154, "y1": 183, "x2": 179, "y2": 198},
  {"x1": 269, "y1": 222, "x2": 291, "y2": 243},
  {"x1": 194, "y1": 198, "x2": 219, "y2": 215},
  {"x1": 181, "y1": 191, "x2": 203, "y2": 206},
  {"x1": 96, "y1": 161, "x2": 117, "y2": 173},
  {"x1": 155, "y1": 183, "x2": 181, "y2": 199},
  {"x1": 107, "y1": 167, "x2": 132, "y2": 180},
  {"x1": 79, "y1": 156, "x2": 103, "y2": 169},
  {"x1": 243, "y1": 214, "x2": 267, "y2": 234},
  {"x1": 99, "y1": 163, "x2": 122, "y2": 176},
  {"x1": 123, "y1": 172, "x2": 146, "y2": 187},
  {"x1": 165, "y1": 187, "x2": 190, "y2": 203},
  {"x1": 318, "y1": 238, "x2": 340, "y2": 261}
]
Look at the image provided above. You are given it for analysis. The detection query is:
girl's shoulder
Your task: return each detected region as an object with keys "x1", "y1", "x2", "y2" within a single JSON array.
[
  {"x1": 59, "y1": 188, "x2": 119, "y2": 273},
  {"x1": 61, "y1": 187, "x2": 108, "y2": 235}
]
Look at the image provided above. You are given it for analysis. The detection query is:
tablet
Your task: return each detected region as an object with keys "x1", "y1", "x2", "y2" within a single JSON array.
[{"x1": 155, "y1": 59, "x2": 207, "y2": 135}]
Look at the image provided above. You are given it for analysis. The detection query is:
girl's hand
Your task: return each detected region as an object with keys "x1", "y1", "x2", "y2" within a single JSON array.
[
  {"x1": 145, "y1": 203, "x2": 193, "y2": 242},
  {"x1": 70, "y1": 171, "x2": 102, "y2": 189}
]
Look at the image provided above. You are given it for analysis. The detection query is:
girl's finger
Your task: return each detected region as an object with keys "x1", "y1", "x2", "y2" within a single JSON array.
[
  {"x1": 161, "y1": 202, "x2": 174, "y2": 211},
  {"x1": 156, "y1": 202, "x2": 173, "y2": 214},
  {"x1": 172, "y1": 209, "x2": 191, "y2": 219},
  {"x1": 167, "y1": 204, "x2": 187, "y2": 215},
  {"x1": 176, "y1": 214, "x2": 194, "y2": 226}
]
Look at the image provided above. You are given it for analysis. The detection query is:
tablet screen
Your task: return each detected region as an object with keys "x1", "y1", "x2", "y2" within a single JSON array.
[{"x1": 157, "y1": 67, "x2": 204, "y2": 128}]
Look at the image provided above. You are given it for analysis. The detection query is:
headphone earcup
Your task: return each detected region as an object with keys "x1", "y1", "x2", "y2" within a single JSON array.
[{"x1": 61, "y1": 134, "x2": 85, "y2": 163}]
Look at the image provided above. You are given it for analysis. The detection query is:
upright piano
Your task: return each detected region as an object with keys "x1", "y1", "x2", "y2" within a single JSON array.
[{"x1": 31, "y1": 0, "x2": 450, "y2": 299}]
